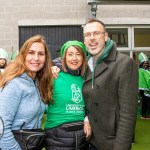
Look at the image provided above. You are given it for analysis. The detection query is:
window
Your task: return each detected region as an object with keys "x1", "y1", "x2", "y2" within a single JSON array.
[
  {"x1": 106, "y1": 26, "x2": 150, "y2": 61},
  {"x1": 107, "y1": 28, "x2": 128, "y2": 47},
  {"x1": 134, "y1": 28, "x2": 150, "y2": 47}
]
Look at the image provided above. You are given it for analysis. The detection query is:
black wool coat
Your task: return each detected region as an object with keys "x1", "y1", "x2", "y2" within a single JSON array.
[{"x1": 83, "y1": 45, "x2": 138, "y2": 150}]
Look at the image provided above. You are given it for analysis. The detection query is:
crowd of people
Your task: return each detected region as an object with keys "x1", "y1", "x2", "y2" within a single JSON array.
[{"x1": 0, "y1": 18, "x2": 149, "y2": 150}]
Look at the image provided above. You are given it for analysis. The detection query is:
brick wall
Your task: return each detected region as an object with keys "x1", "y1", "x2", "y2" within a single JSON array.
[{"x1": 0, "y1": 0, "x2": 149, "y2": 58}]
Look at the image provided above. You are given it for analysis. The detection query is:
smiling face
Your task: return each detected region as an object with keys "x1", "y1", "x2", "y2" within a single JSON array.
[
  {"x1": 65, "y1": 46, "x2": 83, "y2": 71},
  {"x1": 25, "y1": 42, "x2": 46, "y2": 79},
  {"x1": 83, "y1": 22, "x2": 108, "y2": 60}
]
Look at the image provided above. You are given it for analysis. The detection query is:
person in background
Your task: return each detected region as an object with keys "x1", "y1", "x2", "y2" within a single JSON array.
[
  {"x1": 0, "y1": 48, "x2": 8, "y2": 74},
  {"x1": 138, "y1": 52, "x2": 150, "y2": 119},
  {"x1": 0, "y1": 35, "x2": 53, "y2": 150},
  {"x1": 45, "y1": 41, "x2": 91, "y2": 150},
  {"x1": 82, "y1": 18, "x2": 138, "y2": 150}
]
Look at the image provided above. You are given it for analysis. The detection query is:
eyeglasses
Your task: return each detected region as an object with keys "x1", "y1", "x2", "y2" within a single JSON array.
[{"x1": 83, "y1": 31, "x2": 105, "y2": 39}]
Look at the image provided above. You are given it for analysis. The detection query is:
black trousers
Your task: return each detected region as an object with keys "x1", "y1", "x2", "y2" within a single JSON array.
[
  {"x1": 45, "y1": 122, "x2": 89, "y2": 150},
  {"x1": 89, "y1": 143, "x2": 97, "y2": 150},
  {"x1": 141, "y1": 95, "x2": 150, "y2": 116}
]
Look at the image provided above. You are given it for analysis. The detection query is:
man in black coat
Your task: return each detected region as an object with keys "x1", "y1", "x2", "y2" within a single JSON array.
[{"x1": 82, "y1": 19, "x2": 138, "y2": 150}]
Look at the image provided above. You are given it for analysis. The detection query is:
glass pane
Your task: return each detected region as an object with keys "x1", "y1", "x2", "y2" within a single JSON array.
[
  {"x1": 107, "y1": 28, "x2": 128, "y2": 47},
  {"x1": 134, "y1": 28, "x2": 150, "y2": 47}
]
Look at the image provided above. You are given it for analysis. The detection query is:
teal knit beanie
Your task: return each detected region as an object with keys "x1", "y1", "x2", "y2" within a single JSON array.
[{"x1": 61, "y1": 41, "x2": 86, "y2": 57}]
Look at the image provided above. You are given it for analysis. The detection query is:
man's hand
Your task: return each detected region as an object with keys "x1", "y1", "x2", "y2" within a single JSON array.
[{"x1": 51, "y1": 66, "x2": 60, "y2": 78}]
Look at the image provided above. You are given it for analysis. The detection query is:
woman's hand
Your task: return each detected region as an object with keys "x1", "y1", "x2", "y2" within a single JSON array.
[{"x1": 84, "y1": 121, "x2": 92, "y2": 141}]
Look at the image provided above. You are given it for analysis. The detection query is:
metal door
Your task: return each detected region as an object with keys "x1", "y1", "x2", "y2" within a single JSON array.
[{"x1": 19, "y1": 26, "x2": 83, "y2": 59}]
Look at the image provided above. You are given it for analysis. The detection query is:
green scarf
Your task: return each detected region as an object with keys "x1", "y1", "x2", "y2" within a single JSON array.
[
  {"x1": 96, "y1": 37, "x2": 114, "y2": 64},
  {"x1": 91, "y1": 37, "x2": 114, "y2": 89}
]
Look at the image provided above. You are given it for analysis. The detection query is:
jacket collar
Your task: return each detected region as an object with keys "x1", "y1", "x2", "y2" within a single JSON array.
[
  {"x1": 85, "y1": 44, "x2": 117, "y2": 82},
  {"x1": 104, "y1": 43, "x2": 117, "y2": 62}
]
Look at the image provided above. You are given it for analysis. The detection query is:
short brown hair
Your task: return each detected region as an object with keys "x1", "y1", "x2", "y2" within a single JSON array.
[{"x1": 84, "y1": 18, "x2": 106, "y2": 32}]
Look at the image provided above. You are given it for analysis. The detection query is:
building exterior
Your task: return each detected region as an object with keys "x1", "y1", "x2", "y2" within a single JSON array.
[{"x1": 0, "y1": 0, "x2": 150, "y2": 61}]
